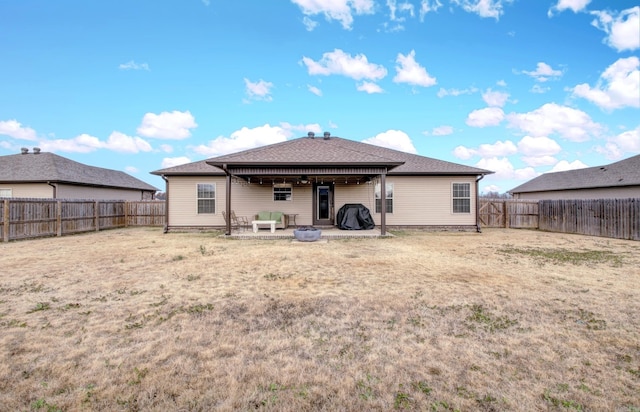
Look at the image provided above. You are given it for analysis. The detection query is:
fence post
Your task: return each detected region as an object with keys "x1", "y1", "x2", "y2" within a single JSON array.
[
  {"x1": 3, "y1": 199, "x2": 9, "y2": 242},
  {"x1": 124, "y1": 201, "x2": 129, "y2": 228},
  {"x1": 95, "y1": 201, "x2": 100, "y2": 231},
  {"x1": 504, "y1": 201, "x2": 510, "y2": 228},
  {"x1": 56, "y1": 201, "x2": 62, "y2": 237}
]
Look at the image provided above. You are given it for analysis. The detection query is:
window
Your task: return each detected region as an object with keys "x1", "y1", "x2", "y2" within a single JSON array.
[
  {"x1": 197, "y1": 183, "x2": 215, "y2": 214},
  {"x1": 0, "y1": 188, "x2": 11, "y2": 198},
  {"x1": 375, "y1": 183, "x2": 393, "y2": 213},
  {"x1": 452, "y1": 183, "x2": 471, "y2": 213},
  {"x1": 273, "y1": 183, "x2": 292, "y2": 201}
]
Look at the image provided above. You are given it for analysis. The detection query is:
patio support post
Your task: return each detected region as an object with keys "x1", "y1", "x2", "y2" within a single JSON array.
[
  {"x1": 225, "y1": 170, "x2": 231, "y2": 236},
  {"x1": 380, "y1": 172, "x2": 387, "y2": 235}
]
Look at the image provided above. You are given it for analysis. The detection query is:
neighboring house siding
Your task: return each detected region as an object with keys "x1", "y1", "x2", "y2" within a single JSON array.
[
  {"x1": 514, "y1": 186, "x2": 640, "y2": 200},
  {"x1": 0, "y1": 183, "x2": 53, "y2": 198},
  {"x1": 56, "y1": 184, "x2": 152, "y2": 200}
]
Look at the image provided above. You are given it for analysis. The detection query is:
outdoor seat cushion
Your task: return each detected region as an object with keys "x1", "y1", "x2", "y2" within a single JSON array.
[
  {"x1": 257, "y1": 211, "x2": 284, "y2": 224},
  {"x1": 257, "y1": 211, "x2": 272, "y2": 221}
]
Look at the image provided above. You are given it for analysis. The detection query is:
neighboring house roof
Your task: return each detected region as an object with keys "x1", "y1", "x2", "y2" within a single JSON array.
[
  {"x1": 152, "y1": 135, "x2": 492, "y2": 176},
  {"x1": 509, "y1": 154, "x2": 640, "y2": 194},
  {"x1": 0, "y1": 151, "x2": 158, "y2": 191}
]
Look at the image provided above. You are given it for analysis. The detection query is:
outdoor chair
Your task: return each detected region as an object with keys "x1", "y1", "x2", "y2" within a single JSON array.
[
  {"x1": 221, "y1": 210, "x2": 241, "y2": 232},
  {"x1": 231, "y1": 211, "x2": 250, "y2": 231}
]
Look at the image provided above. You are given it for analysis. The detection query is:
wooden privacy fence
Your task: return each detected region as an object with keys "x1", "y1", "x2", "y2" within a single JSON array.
[
  {"x1": 480, "y1": 198, "x2": 640, "y2": 241},
  {"x1": 478, "y1": 199, "x2": 539, "y2": 229},
  {"x1": 0, "y1": 199, "x2": 165, "y2": 242},
  {"x1": 539, "y1": 198, "x2": 640, "y2": 241}
]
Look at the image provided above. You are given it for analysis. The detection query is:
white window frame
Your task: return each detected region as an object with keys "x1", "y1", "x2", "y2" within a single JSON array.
[
  {"x1": 375, "y1": 182, "x2": 393, "y2": 213},
  {"x1": 452, "y1": 182, "x2": 471, "y2": 214},
  {"x1": 0, "y1": 188, "x2": 11, "y2": 197},
  {"x1": 196, "y1": 183, "x2": 216, "y2": 214},
  {"x1": 273, "y1": 183, "x2": 293, "y2": 201}
]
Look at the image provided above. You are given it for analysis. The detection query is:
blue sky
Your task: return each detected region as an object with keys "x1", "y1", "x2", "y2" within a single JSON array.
[{"x1": 1, "y1": 0, "x2": 638, "y2": 193}]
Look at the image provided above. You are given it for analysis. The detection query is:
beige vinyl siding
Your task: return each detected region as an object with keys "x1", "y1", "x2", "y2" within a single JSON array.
[
  {"x1": 388, "y1": 176, "x2": 477, "y2": 225},
  {"x1": 513, "y1": 186, "x2": 640, "y2": 200},
  {"x1": 335, "y1": 176, "x2": 478, "y2": 226},
  {"x1": 232, "y1": 182, "x2": 314, "y2": 225},
  {"x1": 0, "y1": 183, "x2": 53, "y2": 198},
  {"x1": 56, "y1": 184, "x2": 151, "y2": 200},
  {"x1": 168, "y1": 176, "x2": 224, "y2": 227}
]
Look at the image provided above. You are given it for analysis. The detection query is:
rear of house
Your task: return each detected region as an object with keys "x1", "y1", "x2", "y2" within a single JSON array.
[{"x1": 152, "y1": 134, "x2": 492, "y2": 234}]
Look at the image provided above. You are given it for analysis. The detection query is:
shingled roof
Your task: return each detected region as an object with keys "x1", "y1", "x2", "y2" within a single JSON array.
[
  {"x1": 0, "y1": 151, "x2": 158, "y2": 191},
  {"x1": 152, "y1": 135, "x2": 492, "y2": 176},
  {"x1": 509, "y1": 154, "x2": 640, "y2": 194}
]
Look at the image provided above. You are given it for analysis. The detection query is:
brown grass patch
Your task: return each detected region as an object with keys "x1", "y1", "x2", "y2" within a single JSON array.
[{"x1": 1, "y1": 228, "x2": 639, "y2": 411}]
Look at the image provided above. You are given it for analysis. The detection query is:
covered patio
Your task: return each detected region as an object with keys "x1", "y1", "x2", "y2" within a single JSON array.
[{"x1": 224, "y1": 226, "x2": 392, "y2": 240}]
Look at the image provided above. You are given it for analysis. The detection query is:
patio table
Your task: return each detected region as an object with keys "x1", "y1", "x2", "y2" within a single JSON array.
[{"x1": 252, "y1": 220, "x2": 276, "y2": 233}]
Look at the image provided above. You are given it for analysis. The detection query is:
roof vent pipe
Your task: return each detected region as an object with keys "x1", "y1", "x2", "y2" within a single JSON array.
[
  {"x1": 33, "y1": 147, "x2": 41, "y2": 154},
  {"x1": 308, "y1": 132, "x2": 315, "y2": 138},
  {"x1": 323, "y1": 132, "x2": 330, "y2": 140},
  {"x1": 21, "y1": 147, "x2": 29, "y2": 154}
]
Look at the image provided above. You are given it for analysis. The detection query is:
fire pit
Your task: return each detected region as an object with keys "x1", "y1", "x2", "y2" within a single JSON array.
[{"x1": 293, "y1": 226, "x2": 322, "y2": 242}]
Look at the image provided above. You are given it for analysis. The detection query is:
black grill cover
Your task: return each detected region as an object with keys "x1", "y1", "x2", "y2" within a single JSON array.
[{"x1": 336, "y1": 203, "x2": 375, "y2": 230}]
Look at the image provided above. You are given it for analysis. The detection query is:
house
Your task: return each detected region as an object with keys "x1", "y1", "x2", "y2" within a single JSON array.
[
  {"x1": 151, "y1": 133, "x2": 493, "y2": 235},
  {"x1": 509, "y1": 154, "x2": 640, "y2": 200},
  {"x1": 0, "y1": 147, "x2": 158, "y2": 200}
]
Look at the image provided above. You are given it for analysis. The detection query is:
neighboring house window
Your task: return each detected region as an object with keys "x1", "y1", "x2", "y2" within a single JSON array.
[
  {"x1": 273, "y1": 183, "x2": 292, "y2": 201},
  {"x1": 452, "y1": 183, "x2": 471, "y2": 213},
  {"x1": 197, "y1": 183, "x2": 215, "y2": 214},
  {"x1": 0, "y1": 188, "x2": 11, "y2": 197},
  {"x1": 375, "y1": 183, "x2": 393, "y2": 213}
]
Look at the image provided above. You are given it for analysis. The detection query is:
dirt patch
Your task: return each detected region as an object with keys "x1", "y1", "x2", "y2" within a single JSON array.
[{"x1": 0, "y1": 228, "x2": 638, "y2": 411}]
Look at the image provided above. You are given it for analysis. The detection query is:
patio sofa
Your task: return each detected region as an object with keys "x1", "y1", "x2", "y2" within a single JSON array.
[{"x1": 254, "y1": 211, "x2": 289, "y2": 230}]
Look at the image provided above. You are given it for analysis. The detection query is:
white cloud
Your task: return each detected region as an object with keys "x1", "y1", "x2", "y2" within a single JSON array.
[
  {"x1": 590, "y1": 7, "x2": 640, "y2": 52},
  {"x1": 482, "y1": 89, "x2": 509, "y2": 107},
  {"x1": 393, "y1": 50, "x2": 437, "y2": 87},
  {"x1": 466, "y1": 107, "x2": 505, "y2": 127},
  {"x1": 548, "y1": 0, "x2": 590, "y2": 16},
  {"x1": 192, "y1": 124, "x2": 288, "y2": 157},
  {"x1": 451, "y1": 0, "x2": 504, "y2": 20},
  {"x1": 357, "y1": 81, "x2": 384, "y2": 94},
  {"x1": 475, "y1": 157, "x2": 537, "y2": 180},
  {"x1": 161, "y1": 157, "x2": 191, "y2": 168},
  {"x1": 596, "y1": 126, "x2": 640, "y2": 159},
  {"x1": 302, "y1": 49, "x2": 387, "y2": 81},
  {"x1": 0, "y1": 119, "x2": 38, "y2": 141},
  {"x1": 517, "y1": 135, "x2": 562, "y2": 156},
  {"x1": 437, "y1": 86, "x2": 479, "y2": 97},
  {"x1": 38, "y1": 132, "x2": 152, "y2": 154},
  {"x1": 453, "y1": 140, "x2": 516, "y2": 160},
  {"x1": 302, "y1": 16, "x2": 319, "y2": 31},
  {"x1": 431, "y1": 125, "x2": 453, "y2": 136},
  {"x1": 362, "y1": 130, "x2": 417, "y2": 154},
  {"x1": 522, "y1": 62, "x2": 563, "y2": 82},
  {"x1": 521, "y1": 155, "x2": 558, "y2": 167},
  {"x1": 549, "y1": 159, "x2": 589, "y2": 172},
  {"x1": 307, "y1": 85, "x2": 322, "y2": 96},
  {"x1": 572, "y1": 56, "x2": 640, "y2": 110},
  {"x1": 496, "y1": 80, "x2": 507, "y2": 87},
  {"x1": 137, "y1": 110, "x2": 197, "y2": 139},
  {"x1": 290, "y1": 0, "x2": 375, "y2": 30},
  {"x1": 506, "y1": 103, "x2": 602, "y2": 142},
  {"x1": 530, "y1": 84, "x2": 550, "y2": 94},
  {"x1": 118, "y1": 61, "x2": 150, "y2": 71},
  {"x1": 388, "y1": 0, "x2": 415, "y2": 21},
  {"x1": 244, "y1": 78, "x2": 274, "y2": 102},
  {"x1": 104, "y1": 131, "x2": 153, "y2": 153},
  {"x1": 0, "y1": 141, "x2": 11, "y2": 149},
  {"x1": 125, "y1": 166, "x2": 139, "y2": 173},
  {"x1": 159, "y1": 144, "x2": 173, "y2": 153},
  {"x1": 279, "y1": 122, "x2": 322, "y2": 137},
  {"x1": 202, "y1": 0, "x2": 210, "y2": 6},
  {"x1": 419, "y1": 0, "x2": 443, "y2": 20}
]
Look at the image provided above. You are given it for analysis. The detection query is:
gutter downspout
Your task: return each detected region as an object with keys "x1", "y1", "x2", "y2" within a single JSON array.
[
  {"x1": 475, "y1": 175, "x2": 484, "y2": 233},
  {"x1": 47, "y1": 181, "x2": 57, "y2": 199},
  {"x1": 161, "y1": 175, "x2": 169, "y2": 233}
]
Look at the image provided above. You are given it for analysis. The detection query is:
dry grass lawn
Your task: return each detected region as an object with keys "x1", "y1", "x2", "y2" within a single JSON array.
[{"x1": 0, "y1": 227, "x2": 639, "y2": 411}]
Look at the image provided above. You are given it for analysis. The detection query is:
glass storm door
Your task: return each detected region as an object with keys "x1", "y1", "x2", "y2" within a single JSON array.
[{"x1": 313, "y1": 184, "x2": 334, "y2": 226}]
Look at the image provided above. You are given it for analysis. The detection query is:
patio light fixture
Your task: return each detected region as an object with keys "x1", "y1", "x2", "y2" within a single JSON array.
[{"x1": 299, "y1": 175, "x2": 309, "y2": 184}]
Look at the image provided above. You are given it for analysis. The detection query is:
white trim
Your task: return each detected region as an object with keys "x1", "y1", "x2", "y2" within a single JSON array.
[
  {"x1": 451, "y1": 182, "x2": 471, "y2": 214},
  {"x1": 196, "y1": 183, "x2": 216, "y2": 214}
]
